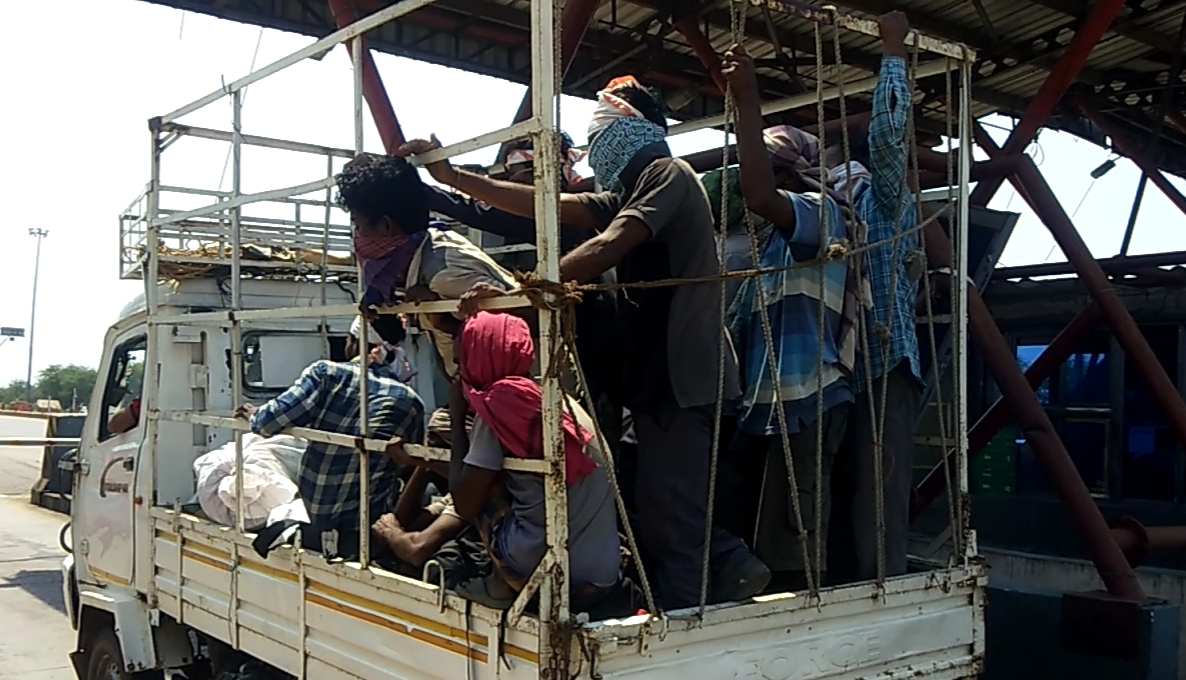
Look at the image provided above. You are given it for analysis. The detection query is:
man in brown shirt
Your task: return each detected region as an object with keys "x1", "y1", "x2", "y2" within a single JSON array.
[{"x1": 400, "y1": 76, "x2": 769, "y2": 610}]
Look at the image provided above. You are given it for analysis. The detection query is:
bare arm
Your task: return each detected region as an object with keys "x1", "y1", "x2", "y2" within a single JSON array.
[
  {"x1": 394, "y1": 467, "x2": 433, "y2": 527},
  {"x1": 108, "y1": 406, "x2": 138, "y2": 435},
  {"x1": 722, "y1": 45, "x2": 796, "y2": 233},
  {"x1": 446, "y1": 168, "x2": 604, "y2": 231},
  {"x1": 399, "y1": 136, "x2": 604, "y2": 231},
  {"x1": 442, "y1": 380, "x2": 499, "y2": 521},
  {"x1": 559, "y1": 216, "x2": 651, "y2": 284},
  {"x1": 372, "y1": 512, "x2": 466, "y2": 568}
]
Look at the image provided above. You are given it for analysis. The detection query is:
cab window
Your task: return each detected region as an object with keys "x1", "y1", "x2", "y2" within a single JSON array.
[
  {"x1": 101, "y1": 336, "x2": 147, "y2": 441},
  {"x1": 240, "y1": 332, "x2": 349, "y2": 397}
]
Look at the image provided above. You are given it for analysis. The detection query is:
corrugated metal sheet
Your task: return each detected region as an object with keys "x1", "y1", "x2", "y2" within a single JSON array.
[{"x1": 133, "y1": 0, "x2": 1186, "y2": 177}]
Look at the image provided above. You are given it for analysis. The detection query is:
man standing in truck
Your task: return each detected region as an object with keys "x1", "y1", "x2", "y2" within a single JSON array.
[
  {"x1": 821, "y1": 11, "x2": 923, "y2": 585},
  {"x1": 720, "y1": 43, "x2": 858, "y2": 593},
  {"x1": 425, "y1": 134, "x2": 624, "y2": 451},
  {"x1": 237, "y1": 315, "x2": 425, "y2": 560},
  {"x1": 399, "y1": 75, "x2": 770, "y2": 610}
]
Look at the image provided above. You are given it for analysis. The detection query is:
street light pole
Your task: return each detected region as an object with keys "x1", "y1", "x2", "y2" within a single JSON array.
[{"x1": 26, "y1": 229, "x2": 48, "y2": 404}]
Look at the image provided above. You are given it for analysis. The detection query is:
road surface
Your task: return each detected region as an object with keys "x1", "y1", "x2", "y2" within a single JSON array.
[{"x1": 0, "y1": 439, "x2": 75, "y2": 680}]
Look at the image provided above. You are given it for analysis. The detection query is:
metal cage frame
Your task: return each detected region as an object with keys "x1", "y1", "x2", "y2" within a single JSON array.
[{"x1": 128, "y1": 0, "x2": 981, "y2": 673}]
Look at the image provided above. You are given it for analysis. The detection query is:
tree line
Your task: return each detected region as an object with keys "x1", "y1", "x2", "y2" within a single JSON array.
[{"x1": 0, "y1": 364, "x2": 99, "y2": 411}]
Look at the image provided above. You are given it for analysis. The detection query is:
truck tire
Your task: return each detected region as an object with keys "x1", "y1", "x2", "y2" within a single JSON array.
[{"x1": 82, "y1": 627, "x2": 163, "y2": 680}]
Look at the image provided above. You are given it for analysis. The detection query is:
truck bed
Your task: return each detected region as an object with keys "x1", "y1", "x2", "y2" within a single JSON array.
[{"x1": 150, "y1": 508, "x2": 985, "y2": 680}]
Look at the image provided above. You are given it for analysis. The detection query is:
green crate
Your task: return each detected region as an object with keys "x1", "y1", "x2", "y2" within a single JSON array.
[{"x1": 973, "y1": 481, "x2": 1016, "y2": 496}]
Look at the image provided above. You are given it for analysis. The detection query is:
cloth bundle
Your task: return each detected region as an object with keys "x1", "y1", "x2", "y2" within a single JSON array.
[{"x1": 192, "y1": 433, "x2": 306, "y2": 530}]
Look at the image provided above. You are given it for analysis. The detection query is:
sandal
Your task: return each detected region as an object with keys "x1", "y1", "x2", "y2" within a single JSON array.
[{"x1": 455, "y1": 574, "x2": 518, "y2": 610}]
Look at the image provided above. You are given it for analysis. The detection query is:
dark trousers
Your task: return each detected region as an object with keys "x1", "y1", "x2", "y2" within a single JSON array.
[
  {"x1": 828, "y1": 363, "x2": 920, "y2": 583},
  {"x1": 633, "y1": 402, "x2": 747, "y2": 610},
  {"x1": 750, "y1": 404, "x2": 849, "y2": 576}
]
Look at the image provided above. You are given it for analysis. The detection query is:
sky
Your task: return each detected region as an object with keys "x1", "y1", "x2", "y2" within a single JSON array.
[{"x1": 1, "y1": 0, "x2": 1184, "y2": 385}]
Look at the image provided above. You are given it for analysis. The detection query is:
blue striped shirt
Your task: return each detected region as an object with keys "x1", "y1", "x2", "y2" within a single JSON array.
[
  {"x1": 250, "y1": 360, "x2": 425, "y2": 534},
  {"x1": 729, "y1": 192, "x2": 854, "y2": 436},
  {"x1": 851, "y1": 55, "x2": 922, "y2": 387}
]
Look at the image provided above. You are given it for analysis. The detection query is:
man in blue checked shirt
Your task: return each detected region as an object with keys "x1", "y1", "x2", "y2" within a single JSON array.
[
  {"x1": 820, "y1": 11, "x2": 924, "y2": 584},
  {"x1": 236, "y1": 315, "x2": 426, "y2": 560}
]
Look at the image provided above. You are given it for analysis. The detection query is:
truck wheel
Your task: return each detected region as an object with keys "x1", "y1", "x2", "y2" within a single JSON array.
[{"x1": 83, "y1": 627, "x2": 163, "y2": 680}]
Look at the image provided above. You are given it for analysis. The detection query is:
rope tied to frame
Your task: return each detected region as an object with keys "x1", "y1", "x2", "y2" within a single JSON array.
[
  {"x1": 512, "y1": 270, "x2": 585, "y2": 311},
  {"x1": 493, "y1": 213, "x2": 938, "y2": 309}
]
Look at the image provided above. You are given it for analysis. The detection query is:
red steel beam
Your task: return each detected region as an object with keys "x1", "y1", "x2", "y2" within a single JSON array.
[
  {"x1": 1111, "y1": 517, "x2": 1186, "y2": 568},
  {"x1": 329, "y1": 0, "x2": 406, "y2": 152},
  {"x1": 994, "y1": 249, "x2": 1186, "y2": 281},
  {"x1": 673, "y1": 16, "x2": 728, "y2": 94},
  {"x1": 1076, "y1": 98, "x2": 1186, "y2": 218},
  {"x1": 968, "y1": 0, "x2": 1127, "y2": 207},
  {"x1": 976, "y1": 122, "x2": 1186, "y2": 456},
  {"x1": 511, "y1": 0, "x2": 604, "y2": 123},
  {"x1": 910, "y1": 302, "x2": 1104, "y2": 522},
  {"x1": 919, "y1": 203, "x2": 1143, "y2": 600}
]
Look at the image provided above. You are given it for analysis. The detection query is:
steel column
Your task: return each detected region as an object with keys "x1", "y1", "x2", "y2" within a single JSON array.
[
  {"x1": 328, "y1": 0, "x2": 406, "y2": 152},
  {"x1": 967, "y1": 0, "x2": 1127, "y2": 206},
  {"x1": 920, "y1": 207, "x2": 1144, "y2": 600},
  {"x1": 511, "y1": 0, "x2": 603, "y2": 123},
  {"x1": 910, "y1": 302, "x2": 1104, "y2": 521},
  {"x1": 976, "y1": 123, "x2": 1186, "y2": 453},
  {"x1": 1076, "y1": 98, "x2": 1186, "y2": 218}
]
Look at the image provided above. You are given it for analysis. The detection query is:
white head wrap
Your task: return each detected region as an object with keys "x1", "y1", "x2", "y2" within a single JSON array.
[{"x1": 587, "y1": 75, "x2": 648, "y2": 141}]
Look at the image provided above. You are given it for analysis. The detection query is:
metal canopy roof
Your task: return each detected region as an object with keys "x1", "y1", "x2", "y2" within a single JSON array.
[{"x1": 140, "y1": 0, "x2": 1186, "y2": 178}]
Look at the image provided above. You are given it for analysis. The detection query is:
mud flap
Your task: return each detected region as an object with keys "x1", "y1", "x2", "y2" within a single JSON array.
[{"x1": 69, "y1": 648, "x2": 87, "y2": 679}]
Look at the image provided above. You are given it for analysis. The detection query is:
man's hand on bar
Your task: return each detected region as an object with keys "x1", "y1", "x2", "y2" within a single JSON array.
[
  {"x1": 397, "y1": 135, "x2": 459, "y2": 186},
  {"x1": 879, "y1": 10, "x2": 910, "y2": 59},
  {"x1": 458, "y1": 282, "x2": 505, "y2": 319}
]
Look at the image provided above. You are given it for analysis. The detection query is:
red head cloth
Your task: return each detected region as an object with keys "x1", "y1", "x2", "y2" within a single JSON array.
[{"x1": 459, "y1": 312, "x2": 597, "y2": 486}]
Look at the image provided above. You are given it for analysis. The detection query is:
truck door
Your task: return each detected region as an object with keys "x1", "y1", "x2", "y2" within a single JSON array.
[{"x1": 73, "y1": 330, "x2": 146, "y2": 587}]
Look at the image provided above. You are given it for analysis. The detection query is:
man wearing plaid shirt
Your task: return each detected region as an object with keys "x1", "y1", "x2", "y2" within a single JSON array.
[
  {"x1": 822, "y1": 11, "x2": 922, "y2": 584},
  {"x1": 240, "y1": 317, "x2": 426, "y2": 560}
]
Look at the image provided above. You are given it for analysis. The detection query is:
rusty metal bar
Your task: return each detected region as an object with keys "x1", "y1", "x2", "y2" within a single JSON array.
[
  {"x1": 1076, "y1": 98, "x2": 1186, "y2": 218},
  {"x1": 920, "y1": 205, "x2": 1143, "y2": 600},
  {"x1": 967, "y1": 0, "x2": 1127, "y2": 206},
  {"x1": 1111, "y1": 516, "x2": 1186, "y2": 567},
  {"x1": 0, "y1": 438, "x2": 81, "y2": 447},
  {"x1": 994, "y1": 249, "x2": 1186, "y2": 280},
  {"x1": 977, "y1": 123, "x2": 1186, "y2": 455},
  {"x1": 511, "y1": 0, "x2": 603, "y2": 122},
  {"x1": 910, "y1": 302, "x2": 1104, "y2": 522},
  {"x1": 328, "y1": 0, "x2": 406, "y2": 152}
]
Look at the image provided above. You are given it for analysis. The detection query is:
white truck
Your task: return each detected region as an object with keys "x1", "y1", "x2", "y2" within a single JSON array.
[{"x1": 61, "y1": 3, "x2": 986, "y2": 679}]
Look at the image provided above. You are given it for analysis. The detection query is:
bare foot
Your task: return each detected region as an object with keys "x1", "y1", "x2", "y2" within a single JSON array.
[{"x1": 371, "y1": 513, "x2": 405, "y2": 544}]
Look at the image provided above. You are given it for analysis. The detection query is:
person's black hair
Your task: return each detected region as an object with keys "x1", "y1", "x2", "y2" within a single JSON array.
[
  {"x1": 607, "y1": 82, "x2": 668, "y2": 131},
  {"x1": 335, "y1": 154, "x2": 429, "y2": 233},
  {"x1": 370, "y1": 314, "x2": 407, "y2": 346},
  {"x1": 826, "y1": 130, "x2": 871, "y2": 168}
]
